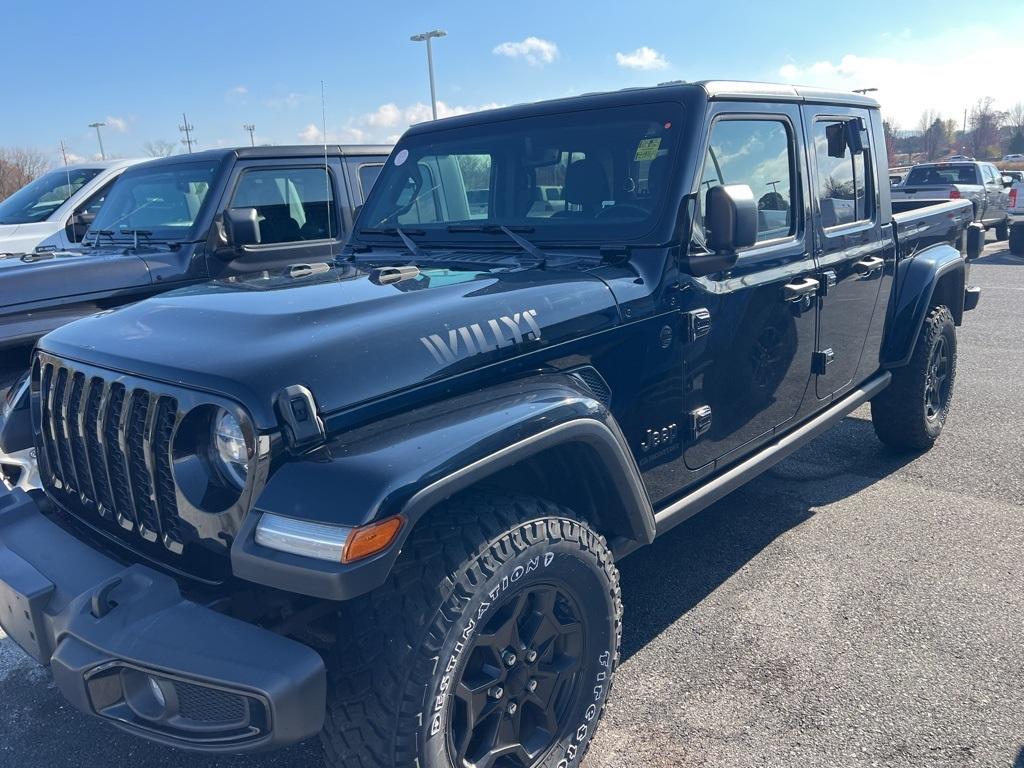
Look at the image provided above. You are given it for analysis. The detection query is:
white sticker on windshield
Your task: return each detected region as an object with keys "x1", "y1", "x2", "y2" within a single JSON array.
[{"x1": 394, "y1": 149, "x2": 409, "y2": 167}]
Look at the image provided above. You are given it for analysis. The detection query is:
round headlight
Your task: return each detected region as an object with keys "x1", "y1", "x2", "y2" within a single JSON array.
[{"x1": 211, "y1": 409, "x2": 249, "y2": 488}]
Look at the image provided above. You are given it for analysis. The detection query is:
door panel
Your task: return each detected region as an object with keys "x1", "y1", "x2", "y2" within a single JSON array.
[
  {"x1": 803, "y1": 108, "x2": 885, "y2": 400},
  {"x1": 681, "y1": 104, "x2": 818, "y2": 471}
]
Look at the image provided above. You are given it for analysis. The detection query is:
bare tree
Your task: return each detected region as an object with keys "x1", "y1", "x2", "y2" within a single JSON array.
[
  {"x1": 142, "y1": 140, "x2": 177, "y2": 158},
  {"x1": 968, "y1": 97, "x2": 1005, "y2": 159},
  {"x1": 0, "y1": 147, "x2": 51, "y2": 201},
  {"x1": 882, "y1": 118, "x2": 899, "y2": 166},
  {"x1": 1007, "y1": 102, "x2": 1024, "y2": 133},
  {"x1": 917, "y1": 110, "x2": 946, "y2": 161}
]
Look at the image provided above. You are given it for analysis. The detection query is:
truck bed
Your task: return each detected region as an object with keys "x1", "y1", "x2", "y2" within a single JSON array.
[{"x1": 891, "y1": 198, "x2": 973, "y2": 256}]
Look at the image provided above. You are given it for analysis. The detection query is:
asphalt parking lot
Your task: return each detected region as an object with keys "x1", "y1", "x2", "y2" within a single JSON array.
[{"x1": 2, "y1": 238, "x2": 1022, "y2": 768}]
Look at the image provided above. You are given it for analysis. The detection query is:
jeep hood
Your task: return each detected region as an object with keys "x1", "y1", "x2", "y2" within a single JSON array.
[
  {"x1": 0, "y1": 247, "x2": 152, "y2": 310},
  {"x1": 38, "y1": 261, "x2": 621, "y2": 428}
]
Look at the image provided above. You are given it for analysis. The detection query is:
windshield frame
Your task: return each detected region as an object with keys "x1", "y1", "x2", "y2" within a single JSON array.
[
  {"x1": 85, "y1": 159, "x2": 224, "y2": 244},
  {"x1": 0, "y1": 167, "x2": 103, "y2": 225},
  {"x1": 355, "y1": 100, "x2": 687, "y2": 248}
]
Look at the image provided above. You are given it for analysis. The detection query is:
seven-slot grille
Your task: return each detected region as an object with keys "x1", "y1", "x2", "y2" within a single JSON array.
[{"x1": 36, "y1": 357, "x2": 185, "y2": 554}]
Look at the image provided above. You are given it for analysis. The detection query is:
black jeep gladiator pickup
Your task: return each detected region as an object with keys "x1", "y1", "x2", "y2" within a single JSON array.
[
  {"x1": 0, "y1": 82, "x2": 982, "y2": 768},
  {"x1": 0, "y1": 144, "x2": 391, "y2": 490}
]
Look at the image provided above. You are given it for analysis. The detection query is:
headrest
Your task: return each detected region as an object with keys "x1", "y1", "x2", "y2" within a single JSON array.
[{"x1": 564, "y1": 158, "x2": 610, "y2": 208}]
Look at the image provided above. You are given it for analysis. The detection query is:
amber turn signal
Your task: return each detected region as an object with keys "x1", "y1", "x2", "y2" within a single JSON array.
[{"x1": 342, "y1": 517, "x2": 403, "y2": 563}]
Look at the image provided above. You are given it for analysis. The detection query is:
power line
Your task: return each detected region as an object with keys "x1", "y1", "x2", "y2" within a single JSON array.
[{"x1": 179, "y1": 113, "x2": 196, "y2": 153}]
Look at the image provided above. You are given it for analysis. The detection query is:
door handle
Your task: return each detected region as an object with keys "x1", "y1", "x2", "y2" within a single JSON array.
[
  {"x1": 784, "y1": 277, "x2": 820, "y2": 301},
  {"x1": 854, "y1": 256, "x2": 884, "y2": 276}
]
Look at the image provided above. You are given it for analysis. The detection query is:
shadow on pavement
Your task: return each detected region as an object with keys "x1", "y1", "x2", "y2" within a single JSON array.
[{"x1": 617, "y1": 414, "x2": 918, "y2": 663}]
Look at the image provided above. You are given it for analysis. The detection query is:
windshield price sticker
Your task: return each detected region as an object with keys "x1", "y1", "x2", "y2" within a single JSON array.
[
  {"x1": 634, "y1": 137, "x2": 662, "y2": 162},
  {"x1": 394, "y1": 148, "x2": 409, "y2": 167}
]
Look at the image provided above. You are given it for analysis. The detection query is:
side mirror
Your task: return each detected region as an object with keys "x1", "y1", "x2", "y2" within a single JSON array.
[
  {"x1": 684, "y1": 185, "x2": 757, "y2": 277},
  {"x1": 1003, "y1": 176, "x2": 1014, "y2": 188},
  {"x1": 846, "y1": 118, "x2": 869, "y2": 154},
  {"x1": 965, "y1": 222, "x2": 985, "y2": 261},
  {"x1": 65, "y1": 210, "x2": 95, "y2": 243},
  {"x1": 706, "y1": 184, "x2": 757, "y2": 253},
  {"x1": 225, "y1": 207, "x2": 261, "y2": 247}
]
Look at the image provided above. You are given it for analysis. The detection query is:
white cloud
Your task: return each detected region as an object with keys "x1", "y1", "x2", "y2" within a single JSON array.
[
  {"x1": 299, "y1": 101, "x2": 504, "y2": 145},
  {"x1": 615, "y1": 46, "x2": 669, "y2": 71},
  {"x1": 105, "y1": 115, "x2": 128, "y2": 132},
  {"x1": 226, "y1": 85, "x2": 249, "y2": 100},
  {"x1": 774, "y1": 24, "x2": 1022, "y2": 128},
  {"x1": 266, "y1": 92, "x2": 305, "y2": 109},
  {"x1": 493, "y1": 36, "x2": 559, "y2": 66}
]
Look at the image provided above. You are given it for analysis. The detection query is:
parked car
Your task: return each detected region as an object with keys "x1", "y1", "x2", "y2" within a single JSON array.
[
  {"x1": 947, "y1": 154, "x2": 975, "y2": 161},
  {"x1": 892, "y1": 160, "x2": 1010, "y2": 237},
  {"x1": 1001, "y1": 153, "x2": 1024, "y2": 162},
  {"x1": 1001, "y1": 170, "x2": 1024, "y2": 185},
  {"x1": 0, "y1": 144, "x2": 391, "y2": 491},
  {"x1": 0, "y1": 81, "x2": 981, "y2": 768},
  {"x1": 0, "y1": 159, "x2": 145, "y2": 255}
]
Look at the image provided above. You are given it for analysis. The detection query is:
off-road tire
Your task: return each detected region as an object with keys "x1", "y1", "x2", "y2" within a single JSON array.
[
  {"x1": 1009, "y1": 221, "x2": 1024, "y2": 256},
  {"x1": 871, "y1": 304, "x2": 956, "y2": 451},
  {"x1": 994, "y1": 217, "x2": 1009, "y2": 242},
  {"x1": 320, "y1": 492, "x2": 622, "y2": 768}
]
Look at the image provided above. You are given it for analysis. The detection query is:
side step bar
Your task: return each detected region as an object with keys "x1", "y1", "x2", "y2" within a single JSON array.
[{"x1": 649, "y1": 371, "x2": 891, "y2": 541}]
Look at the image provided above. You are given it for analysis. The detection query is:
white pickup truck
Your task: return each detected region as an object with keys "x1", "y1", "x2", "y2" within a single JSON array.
[{"x1": 0, "y1": 158, "x2": 144, "y2": 255}]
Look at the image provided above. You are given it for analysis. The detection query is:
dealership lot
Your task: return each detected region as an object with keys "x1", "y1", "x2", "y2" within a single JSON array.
[{"x1": 1, "y1": 238, "x2": 1021, "y2": 768}]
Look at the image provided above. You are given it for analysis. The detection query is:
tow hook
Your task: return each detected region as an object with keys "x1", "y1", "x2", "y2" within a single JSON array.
[{"x1": 90, "y1": 577, "x2": 122, "y2": 618}]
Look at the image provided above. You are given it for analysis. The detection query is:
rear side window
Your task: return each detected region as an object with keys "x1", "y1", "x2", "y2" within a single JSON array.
[
  {"x1": 905, "y1": 164, "x2": 978, "y2": 186},
  {"x1": 230, "y1": 167, "x2": 337, "y2": 244},
  {"x1": 358, "y1": 164, "x2": 383, "y2": 197},
  {"x1": 813, "y1": 119, "x2": 873, "y2": 228},
  {"x1": 697, "y1": 119, "x2": 795, "y2": 244}
]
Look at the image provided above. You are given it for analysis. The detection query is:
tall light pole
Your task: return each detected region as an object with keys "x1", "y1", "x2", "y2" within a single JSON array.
[
  {"x1": 243, "y1": 123, "x2": 256, "y2": 147},
  {"x1": 410, "y1": 29, "x2": 446, "y2": 120},
  {"x1": 88, "y1": 122, "x2": 106, "y2": 159},
  {"x1": 853, "y1": 87, "x2": 878, "y2": 95}
]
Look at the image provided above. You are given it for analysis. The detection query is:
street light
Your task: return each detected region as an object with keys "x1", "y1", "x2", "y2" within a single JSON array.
[
  {"x1": 243, "y1": 123, "x2": 256, "y2": 147},
  {"x1": 88, "y1": 122, "x2": 106, "y2": 160},
  {"x1": 853, "y1": 87, "x2": 878, "y2": 95},
  {"x1": 410, "y1": 29, "x2": 447, "y2": 120}
]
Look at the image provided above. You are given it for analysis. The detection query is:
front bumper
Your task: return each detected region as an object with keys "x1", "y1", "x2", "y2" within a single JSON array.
[{"x1": 0, "y1": 487, "x2": 325, "y2": 753}]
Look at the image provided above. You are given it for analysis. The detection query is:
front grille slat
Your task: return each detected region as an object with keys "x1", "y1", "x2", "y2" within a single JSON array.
[
  {"x1": 126, "y1": 391, "x2": 160, "y2": 542},
  {"x1": 39, "y1": 364, "x2": 61, "y2": 486},
  {"x1": 52, "y1": 367, "x2": 74, "y2": 491},
  {"x1": 84, "y1": 377, "x2": 115, "y2": 517},
  {"x1": 68, "y1": 372, "x2": 95, "y2": 502},
  {"x1": 152, "y1": 397, "x2": 183, "y2": 553},
  {"x1": 105, "y1": 384, "x2": 136, "y2": 531}
]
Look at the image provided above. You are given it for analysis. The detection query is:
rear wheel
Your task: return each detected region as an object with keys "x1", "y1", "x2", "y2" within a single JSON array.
[
  {"x1": 321, "y1": 492, "x2": 622, "y2": 768},
  {"x1": 871, "y1": 305, "x2": 956, "y2": 451},
  {"x1": 995, "y1": 217, "x2": 1009, "y2": 241}
]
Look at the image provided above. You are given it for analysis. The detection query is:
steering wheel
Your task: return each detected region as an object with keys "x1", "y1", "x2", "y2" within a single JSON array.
[{"x1": 594, "y1": 203, "x2": 648, "y2": 219}]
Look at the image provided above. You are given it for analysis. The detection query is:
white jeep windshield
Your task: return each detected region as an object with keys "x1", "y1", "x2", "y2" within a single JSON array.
[{"x1": 0, "y1": 168, "x2": 102, "y2": 224}]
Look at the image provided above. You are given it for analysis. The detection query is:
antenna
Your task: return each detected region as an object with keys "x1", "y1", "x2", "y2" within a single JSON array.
[
  {"x1": 321, "y1": 80, "x2": 333, "y2": 242},
  {"x1": 179, "y1": 113, "x2": 196, "y2": 153}
]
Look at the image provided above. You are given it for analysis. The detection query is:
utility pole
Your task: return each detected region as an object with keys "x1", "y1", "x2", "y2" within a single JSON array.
[
  {"x1": 88, "y1": 122, "x2": 106, "y2": 159},
  {"x1": 179, "y1": 113, "x2": 196, "y2": 153},
  {"x1": 853, "y1": 87, "x2": 878, "y2": 95},
  {"x1": 410, "y1": 29, "x2": 447, "y2": 120},
  {"x1": 59, "y1": 140, "x2": 69, "y2": 166},
  {"x1": 242, "y1": 123, "x2": 256, "y2": 147}
]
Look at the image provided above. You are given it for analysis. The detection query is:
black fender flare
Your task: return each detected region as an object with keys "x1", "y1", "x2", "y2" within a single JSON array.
[
  {"x1": 880, "y1": 244, "x2": 965, "y2": 369},
  {"x1": 232, "y1": 374, "x2": 654, "y2": 600}
]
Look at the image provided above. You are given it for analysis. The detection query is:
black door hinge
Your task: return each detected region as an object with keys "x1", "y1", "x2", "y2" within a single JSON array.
[
  {"x1": 685, "y1": 308, "x2": 712, "y2": 341},
  {"x1": 689, "y1": 405, "x2": 713, "y2": 440},
  {"x1": 812, "y1": 348, "x2": 835, "y2": 375}
]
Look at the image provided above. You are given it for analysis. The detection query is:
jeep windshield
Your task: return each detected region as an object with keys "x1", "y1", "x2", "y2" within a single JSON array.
[
  {"x1": 85, "y1": 161, "x2": 219, "y2": 243},
  {"x1": 0, "y1": 168, "x2": 102, "y2": 224},
  {"x1": 357, "y1": 102, "x2": 685, "y2": 246}
]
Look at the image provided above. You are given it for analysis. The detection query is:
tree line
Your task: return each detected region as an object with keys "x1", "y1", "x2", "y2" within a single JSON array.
[{"x1": 884, "y1": 97, "x2": 1024, "y2": 166}]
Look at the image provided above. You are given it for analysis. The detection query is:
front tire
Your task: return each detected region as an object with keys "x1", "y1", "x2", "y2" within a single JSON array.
[
  {"x1": 321, "y1": 492, "x2": 622, "y2": 768},
  {"x1": 871, "y1": 305, "x2": 956, "y2": 451}
]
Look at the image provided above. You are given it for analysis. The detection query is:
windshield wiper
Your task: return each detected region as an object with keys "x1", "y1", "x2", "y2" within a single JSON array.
[
  {"x1": 446, "y1": 224, "x2": 547, "y2": 266},
  {"x1": 359, "y1": 227, "x2": 426, "y2": 236},
  {"x1": 121, "y1": 229, "x2": 153, "y2": 249}
]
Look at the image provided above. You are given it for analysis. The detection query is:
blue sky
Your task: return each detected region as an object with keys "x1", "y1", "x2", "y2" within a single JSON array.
[{"x1": 5, "y1": 0, "x2": 1023, "y2": 163}]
